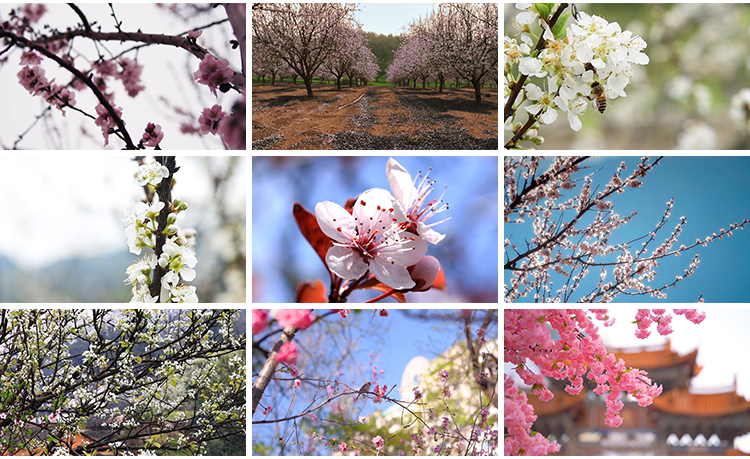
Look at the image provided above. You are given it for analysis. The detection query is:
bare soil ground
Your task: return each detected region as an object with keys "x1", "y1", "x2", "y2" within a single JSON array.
[{"x1": 251, "y1": 83, "x2": 498, "y2": 150}]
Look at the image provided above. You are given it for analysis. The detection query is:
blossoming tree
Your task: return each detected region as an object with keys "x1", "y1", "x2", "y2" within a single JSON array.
[
  {"x1": 253, "y1": 308, "x2": 497, "y2": 455},
  {"x1": 387, "y1": 3, "x2": 498, "y2": 102},
  {"x1": 0, "y1": 309, "x2": 245, "y2": 455},
  {"x1": 504, "y1": 156, "x2": 750, "y2": 302},
  {"x1": 504, "y1": 4, "x2": 649, "y2": 148},
  {"x1": 504, "y1": 308, "x2": 705, "y2": 456},
  {"x1": 0, "y1": 3, "x2": 245, "y2": 150}
]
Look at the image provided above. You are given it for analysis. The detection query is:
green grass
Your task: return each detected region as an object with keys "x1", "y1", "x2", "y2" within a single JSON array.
[{"x1": 251, "y1": 75, "x2": 496, "y2": 89}]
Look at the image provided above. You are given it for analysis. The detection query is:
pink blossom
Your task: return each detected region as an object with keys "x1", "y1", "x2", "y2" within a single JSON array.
[
  {"x1": 94, "y1": 103, "x2": 124, "y2": 147},
  {"x1": 218, "y1": 95, "x2": 246, "y2": 149},
  {"x1": 22, "y1": 4, "x2": 46, "y2": 23},
  {"x1": 193, "y1": 53, "x2": 233, "y2": 97},
  {"x1": 95, "y1": 59, "x2": 118, "y2": 77},
  {"x1": 19, "y1": 51, "x2": 42, "y2": 66},
  {"x1": 252, "y1": 310, "x2": 268, "y2": 335},
  {"x1": 275, "y1": 342, "x2": 299, "y2": 365},
  {"x1": 117, "y1": 58, "x2": 145, "y2": 97},
  {"x1": 505, "y1": 309, "x2": 704, "y2": 455},
  {"x1": 141, "y1": 122, "x2": 164, "y2": 147},
  {"x1": 17, "y1": 65, "x2": 49, "y2": 95},
  {"x1": 198, "y1": 104, "x2": 226, "y2": 135},
  {"x1": 188, "y1": 29, "x2": 202, "y2": 38},
  {"x1": 270, "y1": 309, "x2": 316, "y2": 330}
]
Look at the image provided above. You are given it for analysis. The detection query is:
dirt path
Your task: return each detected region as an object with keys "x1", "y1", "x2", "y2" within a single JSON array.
[{"x1": 251, "y1": 83, "x2": 498, "y2": 150}]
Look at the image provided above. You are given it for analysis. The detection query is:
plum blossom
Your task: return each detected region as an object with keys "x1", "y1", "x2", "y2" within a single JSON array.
[
  {"x1": 141, "y1": 122, "x2": 164, "y2": 147},
  {"x1": 19, "y1": 51, "x2": 42, "y2": 65},
  {"x1": 198, "y1": 104, "x2": 226, "y2": 135},
  {"x1": 218, "y1": 95, "x2": 246, "y2": 149},
  {"x1": 386, "y1": 158, "x2": 450, "y2": 244},
  {"x1": 17, "y1": 65, "x2": 49, "y2": 95},
  {"x1": 136, "y1": 160, "x2": 169, "y2": 187},
  {"x1": 117, "y1": 58, "x2": 145, "y2": 97},
  {"x1": 193, "y1": 53, "x2": 233, "y2": 97},
  {"x1": 314, "y1": 188, "x2": 427, "y2": 290},
  {"x1": 187, "y1": 29, "x2": 202, "y2": 39},
  {"x1": 94, "y1": 103, "x2": 124, "y2": 147}
]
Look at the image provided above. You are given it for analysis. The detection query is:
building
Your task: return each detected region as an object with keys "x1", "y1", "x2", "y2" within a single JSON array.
[{"x1": 525, "y1": 340, "x2": 750, "y2": 455}]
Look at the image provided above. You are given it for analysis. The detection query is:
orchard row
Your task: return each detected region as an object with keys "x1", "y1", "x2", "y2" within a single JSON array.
[{"x1": 251, "y1": 3, "x2": 498, "y2": 103}]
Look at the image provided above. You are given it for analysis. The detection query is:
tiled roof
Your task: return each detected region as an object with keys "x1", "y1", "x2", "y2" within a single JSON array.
[{"x1": 652, "y1": 388, "x2": 750, "y2": 416}]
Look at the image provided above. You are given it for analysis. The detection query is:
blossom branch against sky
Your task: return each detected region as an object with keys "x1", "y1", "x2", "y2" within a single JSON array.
[{"x1": 0, "y1": 3, "x2": 245, "y2": 149}]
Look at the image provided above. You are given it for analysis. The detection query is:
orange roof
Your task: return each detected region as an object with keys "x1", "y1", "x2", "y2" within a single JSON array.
[
  {"x1": 652, "y1": 388, "x2": 750, "y2": 416},
  {"x1": 611, "y1": 340, "x2": 699, "y2": 371},
  {"x1": 526, "y1": 388, "x2": 586, "y2": 416}
]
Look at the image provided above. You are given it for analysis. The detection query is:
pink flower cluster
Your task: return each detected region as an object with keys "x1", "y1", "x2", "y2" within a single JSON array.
[
  {"x1": 116, "y1": 58, "x2": 145, "y2": 97},
  {"x1": 94, "y1": 103, "x2": 124, "y2": 147},
  {"x1": 194, "y1": 53, "x2": 233, "y2": 97},
  {"x1": 218, "y1": 95, "x2": 246, "y2": 150},
  {"x1": 141, "y1": 122, "x2": 164, "y2": 147},
  {"x1": 198, "y1": 104, "x2": 226, "y2": 135},
  {"x1": 633, "y1": 309, "x2": 706, "y2": 339},
  {"x1": 17, "y1": 65, "x2": 77, "y2": 116},
  {"x1": 504, "y1": 309, "x2": 704, "y2": 456},
  {"x1": 270, "y1": 309, "x2": 316, "y2": 330}
]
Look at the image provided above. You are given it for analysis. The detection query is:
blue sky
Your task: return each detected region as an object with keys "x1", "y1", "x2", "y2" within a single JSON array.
[
  {"x1": 253, "y1": 308, "x2": 498, "y2": 453},
  {"x1": 252, "y1": 156, "x2": 498, "y2": 303},
  {"x1": 504, "y1": 308, "x2": 750, "y2": 452},
  {"x1": 353, "y1": 3, "x2": 440, "y2": 36},
  {"x1": 504, "y1": 156, "x2": 750, "y2": 303}
]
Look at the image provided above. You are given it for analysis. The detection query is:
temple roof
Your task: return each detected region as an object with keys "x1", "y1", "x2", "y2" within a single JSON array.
[
  {"x1": 610, "y1": 339, "x2": 700, "y2": 375},
  {"x1": 653, "y1": 388, "x2": 750, "y2": 416}
]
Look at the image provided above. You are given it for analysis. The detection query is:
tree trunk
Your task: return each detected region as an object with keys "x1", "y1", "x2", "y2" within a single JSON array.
[
  {"x1": 336, "y1": 76, "x2": 342, "y2": 90},
  {"x1": 472, "y1": 77, "x2": 482, "y2": 104},
  {"x1": 303, "y1": 76, "x2": 314, "y2": 97}
]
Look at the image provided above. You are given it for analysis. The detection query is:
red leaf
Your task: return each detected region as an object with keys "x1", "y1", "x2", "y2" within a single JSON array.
[
  {"x1": 358, "y1": 278, "x2": 407, "y2": 303},
  {"x1": 293, "y1": 202, "x2": 332, "y2": 270},
  {"x1": 432, "y1": 266, "x2": 447, "y2": 291},
  {"x1": 295, "y1": 280, "x2": 328, "y2": 303}
]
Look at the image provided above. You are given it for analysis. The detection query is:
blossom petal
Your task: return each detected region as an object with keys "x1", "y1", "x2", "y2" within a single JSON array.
[
  {"x1": 377, "y1": 232, "x2": 427, "y2": 267},
  {"x1": 315, "y1": 201, "x2": 356, "y2": 244},
  {"x1": 369, "y1": 257, "x2": 415, "y2": 290},
  {"x1": 326, "y1": 246, "x2": 368, "y2": 280},
  {"x1": 417, "y1": 222, "x2": 445, "y2": 244},
  {"x1": 385, "y1": 159, "x2": 414, "y2": 206}
]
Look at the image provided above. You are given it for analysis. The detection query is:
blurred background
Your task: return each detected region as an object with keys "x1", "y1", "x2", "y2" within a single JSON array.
[
  {"x1": 0, "y1": 3, "x2": 242, "y2": 150},
  {"x1": 504, "y1": 3, "x2": 750, "y2": 149},
  {"x1": 0, "y1": 156, "x2": 246, "y2": 302},
  {"x1": 251, "y1": 156, "x2": 498, "y2": 303}
]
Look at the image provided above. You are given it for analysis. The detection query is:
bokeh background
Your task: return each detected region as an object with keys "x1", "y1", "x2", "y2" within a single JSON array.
[
  {"x1": 0, "y1": 156, "x2": 246, "y2": 302},
  {"x1": 504, "y1": 3, "x2": 750, "y2": 149},
  {"x1": 252, "y1": 156, "x2": 498, "y2": 303}
]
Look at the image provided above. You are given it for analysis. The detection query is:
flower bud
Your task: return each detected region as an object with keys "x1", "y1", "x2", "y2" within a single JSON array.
[
  {"x1": 407, "y1": 256, "x2": 441, "y2": 292},
  {"x1": 167, "y1": 212, "x2": 177, "y2": 225}
]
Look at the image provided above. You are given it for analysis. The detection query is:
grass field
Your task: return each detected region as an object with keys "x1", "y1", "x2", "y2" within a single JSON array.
[{"x1": 251, "y1": 75, "x2": 497, "y2": 90}]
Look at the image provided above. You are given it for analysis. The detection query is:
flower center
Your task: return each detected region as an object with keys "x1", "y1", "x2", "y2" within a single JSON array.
[{"x1": 407, "y1": 167, "x2": 450, "y2": 227}]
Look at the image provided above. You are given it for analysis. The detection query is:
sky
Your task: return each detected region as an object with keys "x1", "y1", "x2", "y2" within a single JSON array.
[
  {"x1": 252, "y1": 156, "x2": 499, "y2": 303},
  {"x1": 503, "y1": 308, "x2": 750, "y2": 453},
  {"x1": 0, "y1": 3, "x2": 243, "y2": 150},
  {"x1": 504, "y1": 156, "x2": 750, "y2": 303},
  {"x1": 252, "y1": 308, "x2": 498, "y2": 453},
  {"x1": 353, "y1": 3, "x2": 439, "y2": 36},
  {"x1": 0, "y1": 156, "x2": 246, "y2": 270}
]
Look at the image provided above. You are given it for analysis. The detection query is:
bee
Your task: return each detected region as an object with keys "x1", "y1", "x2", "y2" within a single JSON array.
[{"x1": 589, "y1": 81, "x2": 607, "y2": 114}]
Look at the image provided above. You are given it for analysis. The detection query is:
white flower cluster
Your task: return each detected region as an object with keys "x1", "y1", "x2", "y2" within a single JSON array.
[
  {"x1": 124, "y1": 159, "x2": 198, "y2": 303},
  {"x1": 505, "y1": 5, "x2": 649, "y2": 139}
]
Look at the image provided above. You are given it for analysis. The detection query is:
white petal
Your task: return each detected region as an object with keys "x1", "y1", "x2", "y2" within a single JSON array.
[
  {"x1": 315, "y1": 201, "x2": 356, "y2": 244},
  {"x1": 378, "y1": 233, "x2": 428, "y2": 267},
  {"x1": 369, "y1": 257, "x2": 415, "y2": 290},
  {"x1": 417, "y1": 222, "x2": 446, "y2": 244},
  {"x1": 386, "y1": 159, "x2": 414, "y2": 205},
  {"x1": 326, "y1": 246, "x2": 368, "y2": 279}
]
